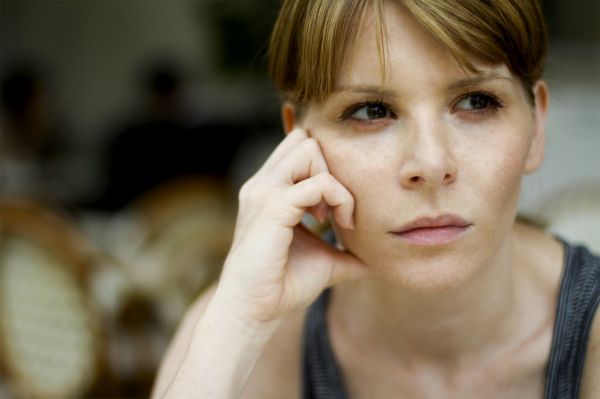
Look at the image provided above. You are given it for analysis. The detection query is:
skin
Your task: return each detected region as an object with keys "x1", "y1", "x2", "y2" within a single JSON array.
[
  {"x1": 296, "y1": 0, "x2": 548, "y2": 361},
  {"x1": 153, "y1": 2, "x2": 599, "y2": 398}
]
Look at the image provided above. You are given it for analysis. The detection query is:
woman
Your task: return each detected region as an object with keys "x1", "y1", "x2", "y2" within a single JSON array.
[{"x1": 153, "y1": 0, "x2": 600, "y2": 397}]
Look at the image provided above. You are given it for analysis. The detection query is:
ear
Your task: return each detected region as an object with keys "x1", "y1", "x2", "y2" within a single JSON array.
[
  {"x1": 524, "y1": 80, "x2": 549, "y2": 174},
  {"x1": 281, "y1": 102, "x2": 297, "y2": 134}
]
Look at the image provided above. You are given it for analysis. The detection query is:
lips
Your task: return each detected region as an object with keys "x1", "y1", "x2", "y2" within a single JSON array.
[{"x1": 390, "y1": 215, "x2": 473, "y2": 246}]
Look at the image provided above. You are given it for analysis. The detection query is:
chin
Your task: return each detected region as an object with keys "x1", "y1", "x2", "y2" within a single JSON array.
[
  {"x1": 336, "y1": 225, "x2": 492, "y2": 293},
  {"x1": 377, "y1": 255, "x2": 481, "y2": 293}
]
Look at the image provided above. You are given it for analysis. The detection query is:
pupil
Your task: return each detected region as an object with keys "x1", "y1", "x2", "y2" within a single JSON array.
[
  {"x1": 470, "y1": 94, "x2": 489, "y2": 109},
  {"x1": 366, "y1": 104, "x2": 386, "y2": 119}
]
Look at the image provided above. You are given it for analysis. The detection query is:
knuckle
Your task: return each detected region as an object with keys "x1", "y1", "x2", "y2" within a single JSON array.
[
  {"x1": 239, "y1": 179, "x2": 261, "y2": 203},
  {"x1": 238, "y1": 180, "x2": 252, "y2": 200},
  {"x1": 290, "y1": 128, "x2": 307, "y2": 139},
  {"x1": 317, "y1": 171, "x2": 334, "y2": 185},
  {"x1": 341, "y1": 187, "x2": 354, "y2": 204},
  {"x1": 303, "y1": 137, "x2": 320, "y2": 154}
]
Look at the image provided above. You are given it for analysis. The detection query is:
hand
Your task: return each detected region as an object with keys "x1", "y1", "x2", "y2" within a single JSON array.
[{"x1": 215, "y1": 128, "x2": 368, "y2": 328}]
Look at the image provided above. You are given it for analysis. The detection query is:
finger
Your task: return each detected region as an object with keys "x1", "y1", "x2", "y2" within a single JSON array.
[
  {"x1": 327, "y1": 246, "x2": 369, "y2": 286},
  {"x1": 293, "y1": 225, "x2": 368, "y2": 285},
  {"x1": 259, "y1": 128, "x2": 307, "y2": 174},
  {"x1": 306, "y1": 201, "x2": 328, "y2": 223},
  {"x1": 286, "y1": 173, "x2": 354, "y2": 228},
  {"x1": 275, "y1": 137, "x2": 329, "y2": 184}
]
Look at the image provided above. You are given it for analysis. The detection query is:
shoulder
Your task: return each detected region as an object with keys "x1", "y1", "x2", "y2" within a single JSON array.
[
  {"x1": 578, "y1": 246, "x2": 600, "y2": 398},
  {"x1": 522, "y1": 232, "x2": 600, "y2": 398}
]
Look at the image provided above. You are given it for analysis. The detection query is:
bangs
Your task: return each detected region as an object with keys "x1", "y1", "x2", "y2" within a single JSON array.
[
  {"x1": 269, "y1": 0, "x2": 546, "y2": 107},
  {"x1": 268, "y1": 0, "x2": 378, "y2": 105}
]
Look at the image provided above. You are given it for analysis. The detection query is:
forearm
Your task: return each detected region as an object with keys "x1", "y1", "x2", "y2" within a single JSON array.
[
  {"x1": 160, "y1": 295, "x2": 277, "y2": 399},
  {"x1": 157, "y1": 128, "x2": 362, "y2": 397}
]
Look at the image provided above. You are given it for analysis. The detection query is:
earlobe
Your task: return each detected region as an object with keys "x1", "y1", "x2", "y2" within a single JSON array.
[
  {"x1": 281, "y1": 102, "x2": 297, "y2": 134},
  {"x1": 524, "y1": 80, "x2": 549, "y2": 174}
]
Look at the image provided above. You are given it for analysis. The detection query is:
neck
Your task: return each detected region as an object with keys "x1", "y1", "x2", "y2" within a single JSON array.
[{"x1": 331, "y1": 233, "x2": 520, "y2": 364}]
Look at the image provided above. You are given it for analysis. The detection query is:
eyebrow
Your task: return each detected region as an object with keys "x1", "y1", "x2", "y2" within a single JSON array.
[
  {"x1": 446, "y1": 71, "x2": 512, "y2": 90},
  {"x1": 333, "y1": 84, "x2": 398, "y2": 98},
  {"x1": 334, "y1": 71, "x2": 512, "y2": 97}
]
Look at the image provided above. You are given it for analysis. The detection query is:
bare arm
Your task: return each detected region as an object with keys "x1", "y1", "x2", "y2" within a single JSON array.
[
  {"x1": 153, "y1": 289, "x2": 278, "y2": 398},
  {"x1": 151, "y1": 285, "x2": 215, "y2": 398},
  {"x1": 151, "y1": 129, "x2": 367, "y2": 398}
]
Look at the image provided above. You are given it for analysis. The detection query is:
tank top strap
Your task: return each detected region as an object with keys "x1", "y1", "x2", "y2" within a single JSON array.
[
  {"x1": 544, "y1": 241, "x2": 600, "y2": 398},
  {"x1": 301, "y1": 241, "x2": 600, "y2": 399},
  {"x1": 302, "y1": 288, "x2": 348, "y2": 399}
]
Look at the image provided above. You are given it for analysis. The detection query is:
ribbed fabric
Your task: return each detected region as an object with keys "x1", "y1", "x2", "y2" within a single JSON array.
[
  {"x1": 302, "y1": 241, "x2": 600, "y2": 399},
  {"x1": 545, "y1": 242, "x2": 600, "y2": 398},
  {"x1": 302, "y1": 289, "x2": 348, "y2": 399}
]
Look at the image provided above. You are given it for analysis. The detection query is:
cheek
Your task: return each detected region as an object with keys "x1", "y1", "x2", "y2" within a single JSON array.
[
  {"x1": 317, "y1": 134, "x2": 389, "y2": 218},
  {"x1": 313, "y1": 127, "x2": 380, "y2": 186},
  {"x1": 464, "y1": 126, "x2": 534, "y2": 227},
  {"x1": 484, "y1": 127, "x2": 532, "y2": 186}
]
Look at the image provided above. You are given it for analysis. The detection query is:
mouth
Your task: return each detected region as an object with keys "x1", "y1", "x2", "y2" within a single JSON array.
[{"x1": 389, "y1": 215, "x2": 473, "y2": 246}]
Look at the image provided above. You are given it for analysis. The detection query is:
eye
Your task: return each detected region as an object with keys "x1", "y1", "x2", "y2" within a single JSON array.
[
  {"x1": 340, "y1": 101, "x2": 395, "y2": 122},
  {"x1": 453, "y1": 92, "x2": 504, "y2": 113}
]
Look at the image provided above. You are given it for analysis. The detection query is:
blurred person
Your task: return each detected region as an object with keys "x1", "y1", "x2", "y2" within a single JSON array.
[
  {"x1": 153, "y1": 1, "x2": 600, "y2": 398},
  {"x1": 1, "y1": 65, "x2": 67, "y2": 201},
  {"x1": 100, "y1": 61, "x2": 190, "y2": 210},
  {"x1": 99, "y1": 61, "x2": 245, "y2": 210}
]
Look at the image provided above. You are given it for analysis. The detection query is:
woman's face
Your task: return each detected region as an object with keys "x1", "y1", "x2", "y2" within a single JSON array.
[{"x1": 297, "y1": 2, "x2": 547, "y2": 290}]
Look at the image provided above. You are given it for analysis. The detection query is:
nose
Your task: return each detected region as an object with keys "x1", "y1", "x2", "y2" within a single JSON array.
[{"x1": 399, "y1": 122, "x2": 457, "y2": 190}]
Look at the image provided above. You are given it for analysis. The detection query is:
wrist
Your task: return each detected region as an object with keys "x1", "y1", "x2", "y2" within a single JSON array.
[
  {"x1": 207, "y1": 284, "x2": 283, "y2": 335},
  {"x1": 165, "y1": 294, "x2": 278, "y2": 399}
]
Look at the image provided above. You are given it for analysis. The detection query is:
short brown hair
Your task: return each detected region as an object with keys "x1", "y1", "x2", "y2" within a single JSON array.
[{"x1": 268, "y1": 0, "x2": 547, "y2": 106}]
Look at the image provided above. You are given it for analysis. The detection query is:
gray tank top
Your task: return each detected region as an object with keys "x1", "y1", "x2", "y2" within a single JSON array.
[{"x1": 302, "y1": 241, "x2": 600, "y2": 398}]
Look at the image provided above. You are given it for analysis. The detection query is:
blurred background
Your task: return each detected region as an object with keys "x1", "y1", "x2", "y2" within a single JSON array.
[{"x1": 0, "y1": 0, "x2": 598, "y2": 398}]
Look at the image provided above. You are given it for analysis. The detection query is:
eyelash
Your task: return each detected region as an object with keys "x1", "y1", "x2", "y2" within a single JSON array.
[
  {"x1": 338, "y1": 98, "x2": 395, "y2": 123},
  {"x1": 338, "y1": 91, "x2": 505, "y2": 124},
  {"x1": 452, "y1": 91, "x2": 505, "y2": 114}
]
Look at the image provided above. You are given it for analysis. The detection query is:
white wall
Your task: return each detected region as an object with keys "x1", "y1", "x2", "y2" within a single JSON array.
[{"x1": 520, "y1": 41, "x2": 600, "y2": 214}]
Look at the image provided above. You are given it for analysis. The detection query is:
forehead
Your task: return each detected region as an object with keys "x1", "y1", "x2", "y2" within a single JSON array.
[{"x1": 336, "y1": 2, "x2": 515, "y2": 93}]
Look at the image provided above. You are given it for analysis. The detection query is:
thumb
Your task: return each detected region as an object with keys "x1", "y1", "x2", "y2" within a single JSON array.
[
  {"x1": 326, "y1": 245, "x2": 369, "y2": 287},
  {"x1": 292, "y1": 224, "x2": 369, "y2": 287}
]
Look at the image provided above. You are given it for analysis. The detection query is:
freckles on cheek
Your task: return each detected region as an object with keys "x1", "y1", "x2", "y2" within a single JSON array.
[
  {"x1": 318, "y1": 140, "x2": 357, "y2": 181},
  {"x1": 321, "y1": 147, "x2": 384, "y2": 220},
  {"x1": 484, "y1": 148, "x2": 528, "y2": 208}
]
